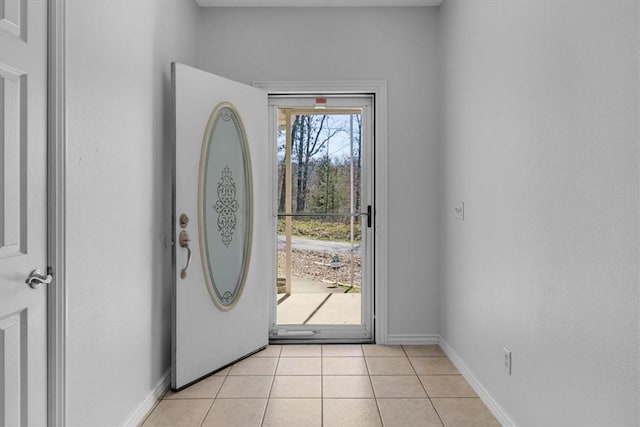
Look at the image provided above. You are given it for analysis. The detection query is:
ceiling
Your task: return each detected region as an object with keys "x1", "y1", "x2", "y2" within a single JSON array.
[{"x1": 196, "y1": 0, "x2": 442, "y2": 7}]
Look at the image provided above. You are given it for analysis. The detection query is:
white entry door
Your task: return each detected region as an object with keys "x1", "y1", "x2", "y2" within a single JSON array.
[
  {"x1": 0, "y1": 1, "x2": 49, "y2": 425},
  {"x1": 172, "y1": 63, "x2": 271, "y2": 389}
]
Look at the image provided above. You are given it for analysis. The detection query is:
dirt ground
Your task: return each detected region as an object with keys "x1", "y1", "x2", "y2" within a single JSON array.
[{"x1": 277, "y1": 248, "x2": 361, "y2": 286}]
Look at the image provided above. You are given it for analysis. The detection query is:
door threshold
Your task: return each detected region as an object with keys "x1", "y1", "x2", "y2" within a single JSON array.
[{"x1": 270, "y1": 338, "x2": 374, "y2": 345}]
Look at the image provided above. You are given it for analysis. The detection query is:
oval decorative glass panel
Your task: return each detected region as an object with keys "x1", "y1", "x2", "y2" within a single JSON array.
[{"x1": 198, "y1": 102, "x2": 253, "y2": 310}]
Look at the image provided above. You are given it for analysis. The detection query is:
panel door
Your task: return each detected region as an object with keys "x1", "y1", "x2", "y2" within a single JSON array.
[{"x1": 0, "y1": 1, "x2": 48, "y2": 425}]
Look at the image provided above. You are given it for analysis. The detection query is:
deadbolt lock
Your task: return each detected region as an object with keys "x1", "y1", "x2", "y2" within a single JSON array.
[{"x1": 179, "y1": 213, "x2": 189, "y2": 229}]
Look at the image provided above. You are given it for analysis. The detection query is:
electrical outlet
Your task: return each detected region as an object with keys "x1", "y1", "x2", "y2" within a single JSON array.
[{"x1": 504, "y1": 347, "x2": 512, "y2": 375}]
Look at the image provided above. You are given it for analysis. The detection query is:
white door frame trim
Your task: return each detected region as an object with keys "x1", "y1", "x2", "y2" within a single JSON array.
[
  {"x1": 48, "y1": 0, "x2": 67, "y2": 425},
  {"x1": 253, "y1": 81, "x2": 389, "y2": 344}
]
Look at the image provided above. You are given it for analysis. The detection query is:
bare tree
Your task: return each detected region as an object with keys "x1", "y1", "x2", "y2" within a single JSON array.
[
  {"x1": 277, "y1": 114, "x2": 355, "y2": 214},
  {"x1": 353, "y1": 114, "x2": 362, "y2": 212},
  {"x1": 292, "y1": 115, "x2": 341, "y2": 212}
]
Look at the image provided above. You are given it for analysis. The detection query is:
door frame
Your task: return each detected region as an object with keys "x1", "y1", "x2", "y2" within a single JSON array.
[
  {"x1": 266, "y1": 95, "x2": 374, "y2": 342},
  {"x1": 254, "y1": 81, "x2": 389, "y2": 345},
  {"x1": 48, "y1": 0, "x2": 67, "y2": 425}
]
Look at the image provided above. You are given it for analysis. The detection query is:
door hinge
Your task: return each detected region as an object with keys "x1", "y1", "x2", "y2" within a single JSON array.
[
  {"x1": 367, "y1": 205, "x2": 372, "y2": 228},
  {"x1": 47, "y1": 266, "x2": 53, "y2": 276}
]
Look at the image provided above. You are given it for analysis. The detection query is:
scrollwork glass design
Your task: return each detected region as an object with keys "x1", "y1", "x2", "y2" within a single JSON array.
[{"x1": 199, "y1": 104, "x2": 253, "y2": 310}]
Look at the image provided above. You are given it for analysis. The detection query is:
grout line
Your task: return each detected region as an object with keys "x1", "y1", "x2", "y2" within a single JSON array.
[
  {"x1": 198, "y1": 399, "x2": 215, "y2": 427},
  {"x1": 373, "y1": 396, "x2": 384, "y2": 425},
  {"x1": 320, "y1": 345, "x2": 324, "y2": 426},
  {"x1": 402, "y1": 344, "x2": 420, "y2": 377},
  {"x1": 430, "y1": 397, "x2": 446, "y2": 427},
  {"x1": 431, "y1": 397, "x2": 485, "y2": 400},
  {"x1": 408, "y1": 347, "x2": 447, "y2": 426},
  {"x1": 214, "y1": 374, "x2": 228, "y2": 399},
  {"x1": 366, "y1": 345, "x2": 386, "y2": 425},
  {"x1": 260, "y1": 354, "x2": 279, "y2": 426}
]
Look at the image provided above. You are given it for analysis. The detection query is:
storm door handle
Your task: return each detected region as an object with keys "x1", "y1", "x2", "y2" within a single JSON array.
[{"x1": 356, "y1": 205, "x2": 372, "y2": 228}]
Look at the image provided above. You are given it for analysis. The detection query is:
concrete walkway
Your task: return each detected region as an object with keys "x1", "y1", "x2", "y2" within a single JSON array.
[
  {"x1": 276, "y1": 277, "x2": 361, "y2": 325},
  {"x1": 276, "y1": 235, "x2": 362, "y2": 324}
]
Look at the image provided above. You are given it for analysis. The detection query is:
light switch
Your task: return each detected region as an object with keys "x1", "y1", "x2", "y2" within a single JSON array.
[{"x1": 455, "y1": 201, "x2": 464, "y2": 220}]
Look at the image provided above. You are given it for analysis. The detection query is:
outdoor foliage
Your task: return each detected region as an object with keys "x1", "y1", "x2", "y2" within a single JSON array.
[
  {"x1": 277, "y1": 113, "x2": 362, "y2": 215},
  {"x1": 311, "y1": 155, "x2": 346, "y2": 213},
  {"x1": 277, "y1": 218, "x2": 362, "y2": 243}
]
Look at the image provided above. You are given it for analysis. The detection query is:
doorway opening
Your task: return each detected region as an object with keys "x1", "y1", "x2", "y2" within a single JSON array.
[{"x1": 268, "y1": 95, "x2": 374, "y2": 342}]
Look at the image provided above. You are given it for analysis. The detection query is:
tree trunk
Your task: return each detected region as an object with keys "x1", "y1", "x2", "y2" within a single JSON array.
[
  {"x1": 295, "y1": 116, "x2": 306, "y2": 212},
  {"x1": 278, "y1": 159, "x2": 286, "y2": 213}
]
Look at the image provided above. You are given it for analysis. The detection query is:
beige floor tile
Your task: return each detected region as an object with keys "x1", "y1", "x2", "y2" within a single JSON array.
[
  {"x1": 280, "y1": 344, "x2": 322, "y2": 357},
  {"x1": 262, "y1": 398, "x2": 321, "y2": 427},
  {"x1": 322, "y1": 344, "x2": 363, "y2": 357},
  {"x1": 377, "y1": 398, "x2": 443, "y2": 427},
  {"x1": 431, "y1": 398, "x2": 500, "y2": 427},
  {"x1": 213, "y1": 366, "x2": 230, "y2": 376},
  {"x1": 323, "y1": 376, "x2": 374, "y2": 398},
  {"x1": 270, "y1": 375, "x2": 322, "y2": 398},
  {"x1": 276, "y1": 357, "x2": 321, "y2": 375},
  {"x1": 409, "y1": 356, "x2": 459, "y2": 375},
  {"x1": 228, "y1": 357, "x2": 278, "y2": 376},
  {"x1": 366, "y1": 357, "x2": 415, "y2": 375},
  {"x1": 201, "y1": 399, "x2": 267, "y2": 427},
  {"x1": 164, "y1": 375, "x2": 225, "y2": 399},
  {"x1": 362, "y1": 344, "x2": 405, "y2": 357},
  {"x1": 370, "y1": 375, "x2": 427, "y2": 398},
  {"x1": 142, "y1": 399, "x2": 212, "y2": 427},
  {"x1": 403, "y1": 344, "x2": 446, "y2": 357},
  {"x1": 217, "y1": 376, "x2": 273, "y2": 398},
  {"x1": 323, "y1": 398, "x2": 382, "y2": 427},
  {"x1": 323, "y1": 357, "x2": 368, "y2": 375},
  {"x1": 420, "y1": 375, "x2": 477, "y2": 398},
  {"x1": 251, "y1": 345, "x2": 282, "y2": 358}
]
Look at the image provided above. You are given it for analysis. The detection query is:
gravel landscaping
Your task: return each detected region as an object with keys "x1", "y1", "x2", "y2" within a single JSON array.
[{"x1": 277, "y1": 248, "x2": 361, "y2": 287}]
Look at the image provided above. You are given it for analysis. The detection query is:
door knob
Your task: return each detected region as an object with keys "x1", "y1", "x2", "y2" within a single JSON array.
[
  {"x1": 26, "y1": 269, "x2": 52, "y2": 289},
  {"x1": 179, "y1": 230, "x2": 192, "y2": 279}
]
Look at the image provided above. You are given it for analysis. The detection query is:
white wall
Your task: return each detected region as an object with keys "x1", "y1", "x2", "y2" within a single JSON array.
[
  {"x1": 198, "y1": 7, "x2": 442, "y2": 338},
  {"x1": 65, "y1": 1, "x2": 200, "y2": 425},
  {"x1": 440, "y1": 0, "x2": 639, "y2": 425},
  {"x1": 62, "y1": 2, "x2": 640, "y2": 424}
]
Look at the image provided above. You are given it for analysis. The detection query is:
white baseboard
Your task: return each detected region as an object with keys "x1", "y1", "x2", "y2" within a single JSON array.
[
  {"x1": 122, "y1": 369, "x2": 171, "y2": 427},
  {"x1": 385, "y1": 334, "x2": 440, "y2": 344},
  {"x1": 438, "y1": 337, "x2": 516, "y2": 427}
]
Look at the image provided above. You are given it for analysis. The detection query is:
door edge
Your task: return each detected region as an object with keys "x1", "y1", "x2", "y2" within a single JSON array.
[{"x1": 47, "y1": 0, "x2": 68, "y2": 425}]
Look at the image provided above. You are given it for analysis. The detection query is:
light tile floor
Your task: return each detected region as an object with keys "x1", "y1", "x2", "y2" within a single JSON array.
[{"x1": 141, "y1": 344, "x2": 500, "y2": 427}]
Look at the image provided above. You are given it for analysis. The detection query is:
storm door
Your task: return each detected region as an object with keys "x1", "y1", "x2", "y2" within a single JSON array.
[{"x1": 269, "y1": 95, "x2": 374, "y2": 342}]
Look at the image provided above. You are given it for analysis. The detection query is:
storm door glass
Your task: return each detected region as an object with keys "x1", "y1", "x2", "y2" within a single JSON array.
[{"x1": 270, "y1": 95, "x2": 374, "y2": 342}]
